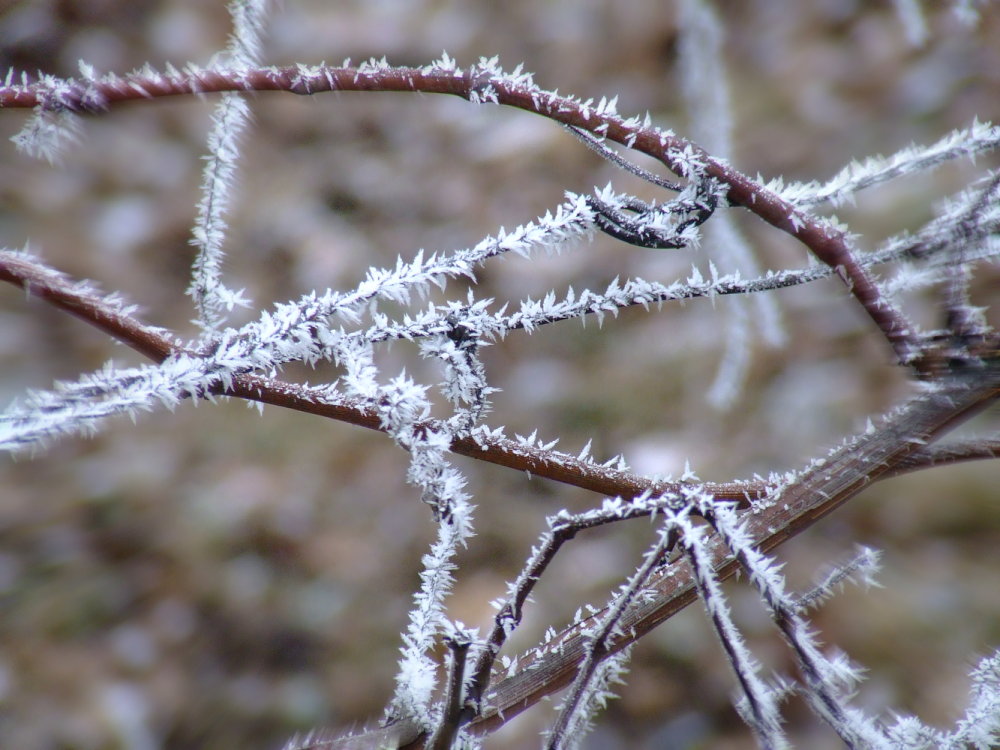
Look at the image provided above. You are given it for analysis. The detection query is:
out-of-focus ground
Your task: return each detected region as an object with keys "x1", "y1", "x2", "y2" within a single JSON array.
[{"x1": 0, "y1": 2, "x2": 998, "y2": 748}]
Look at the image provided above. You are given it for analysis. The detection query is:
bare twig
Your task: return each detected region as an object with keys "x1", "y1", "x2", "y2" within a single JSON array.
[{"x1": 426, "y1": 632, "x2": 473, "y2": 750}]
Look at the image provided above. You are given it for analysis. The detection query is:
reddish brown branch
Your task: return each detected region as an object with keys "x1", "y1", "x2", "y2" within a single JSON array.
[
  {"x1": 0, "y1": 251, "x2": 175, "y2": 362},
  {"x1": 891, "y1": 439, "x2": 1000, "y2": 471},
  {"x1": 0, "y1": 251, "x2": 760, "y2": 504},
  {"x1": 2, "y1": 62, "x2": 916, "y2": 362}
]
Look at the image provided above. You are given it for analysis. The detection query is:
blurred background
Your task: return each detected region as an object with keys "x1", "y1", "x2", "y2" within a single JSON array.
[{"x1": 1, "y1": 1, "x2": 999, "y2": 748}]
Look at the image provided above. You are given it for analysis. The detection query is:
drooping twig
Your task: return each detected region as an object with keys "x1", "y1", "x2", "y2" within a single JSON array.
[{"x1": 543, "y1": 520, "x2": 674, "y2": 750}]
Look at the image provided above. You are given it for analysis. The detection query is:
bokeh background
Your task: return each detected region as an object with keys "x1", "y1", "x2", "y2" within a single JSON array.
[{"x1": 1, "y1": 1, "x2": 999, "y2": 748}]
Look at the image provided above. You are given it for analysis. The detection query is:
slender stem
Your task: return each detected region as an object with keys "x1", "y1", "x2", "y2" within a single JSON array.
[
  {"x1": 426, "y1": 634, "x2": 472, "y2": 750},
  {"x1": 545, "y1": 526, "x2": 675, "y2": 749}
]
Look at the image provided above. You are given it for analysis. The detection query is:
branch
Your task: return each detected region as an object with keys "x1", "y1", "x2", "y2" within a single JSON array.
[
  {"x1": 0, "y1": 249, "x2": 768, "y2": 502},
  {"x1": 0, "y1": 250, "x2": 174, "y2": 363},
  {"x1": 459, "y1": 363, "x2": 1000, "y2": 740},
  {"x1": 3, "y1": 59, "x2": 924, "y2": 363},
  {"x1": 888, "y1": 439, "x2": 1000, "y2": 474}
]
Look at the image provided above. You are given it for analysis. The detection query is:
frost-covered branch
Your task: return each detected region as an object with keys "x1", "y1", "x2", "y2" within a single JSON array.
[
  {"x1": 706, "y1": 499, "x2": 886, "y2": 747},
  {"x1": 464, "y1": 368, "x2": 1000, "y2": 738},
  {"x1": 2, "y1": 56, "x2": 937, "y2": 364},
  {"x1": 4, "y1": 5, "x2": 1000, "y2": 747},
  {"x1": 183, "y1": 0, "x2": 268, "y2": 329},
  {"x1": 776, "y1": 121, "x2": 1000, "y2": 210}
]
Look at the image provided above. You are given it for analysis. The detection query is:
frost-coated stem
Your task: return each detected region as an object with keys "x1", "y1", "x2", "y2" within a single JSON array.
[
  {"x1": 186, "y1": 0, "x2": 268, "y2": 328},
  {"x1": 680, "y1": 511, "x2": 788, "y2": 749},
  {"x1": 426, "y1": 630, "x2": 474, "y2": 750},
  {"x1": 544, "y1": 522, "x2": 674, "y2": 750},
  {"x1": 941, "y1": 171, "x2": 1000, "y2": 337},
  {"x1": 187, "y1": 93, "x2": 252, "y2": 329},
  {"x1": 705, "y1": 500, "x2": 883, "y2": 747},
  {"x1": 465, "y1": 519, "x2": 582, "y2": 717}
]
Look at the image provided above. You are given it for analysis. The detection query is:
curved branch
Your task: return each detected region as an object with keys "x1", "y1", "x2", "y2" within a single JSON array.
[
  {"x1": 0, "y1": 250, "x2": 175, "y2": 362},
  {"x1": 2, "y1": 60, "x2": 916, "y2": 362}
]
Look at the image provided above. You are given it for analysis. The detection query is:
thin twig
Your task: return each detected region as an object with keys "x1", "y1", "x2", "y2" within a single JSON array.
[
  {"x1": 426, "y1": 633, "x2": 473, "y2": 750},
  {"x1": 942, "y1": 171, "x2": 1000, "y2": 337},
  {"x1": 567, "y1": 125, "x2": 684, "y2": 191},
  {"x1": 545, "y1": 525, "x2": 677, "y2": 749}
]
